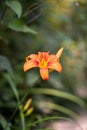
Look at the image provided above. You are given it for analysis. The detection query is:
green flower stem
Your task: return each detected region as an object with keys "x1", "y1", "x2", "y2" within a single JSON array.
[
  {"x1": 19, "y1": 105, "x2": 25, "y2": 130},
  {"x1": 3, "y1": 74, "x2": 25, "y2": 130}
]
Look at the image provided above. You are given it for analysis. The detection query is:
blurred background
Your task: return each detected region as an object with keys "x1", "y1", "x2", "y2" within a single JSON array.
[{"x1": 0, "y1": 0, "x2": 87, "y2": 130}]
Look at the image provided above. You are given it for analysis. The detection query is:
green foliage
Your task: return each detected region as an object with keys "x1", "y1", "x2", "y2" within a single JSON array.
[
  {"x1": 0, "y1": 114, "x2": 11, "y2": 130},
  {"x1": 3, "y1": 73, "x2": 19, "y2": 101},
  {"x1": 0, "y1": 0, "x2": 87, "y2": 129},
  {"x1": 28, "y1": 88, "x2": 85, "y2": 107},
  {"x1": 0, "y1": 0, "x2": 36, "y2": 34},
  {"x1": 8, "y1": 19, "x2": 37, "y2": 34},
  {"x1": 0, "y1": 55, "x2": 13, "y2": 75},
  {"x1": 6, "y1": 0, "x2": 22, "y2": 18}
]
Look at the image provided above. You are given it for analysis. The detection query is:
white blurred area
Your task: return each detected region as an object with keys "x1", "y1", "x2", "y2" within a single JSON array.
[{"x1": 47, "y1": 115, "x2": 87, "y2": 130}]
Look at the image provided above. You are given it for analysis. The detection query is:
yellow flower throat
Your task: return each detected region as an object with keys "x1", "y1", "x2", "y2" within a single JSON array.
[{"x1": 39, "y1": 58, "x2": 47, "y2": 68}]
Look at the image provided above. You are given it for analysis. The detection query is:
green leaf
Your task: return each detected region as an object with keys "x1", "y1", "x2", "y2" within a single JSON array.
[
  {"x1": 6, "y1": 0, "x2": 22, "y2": 18},
  {"x1": 27, "y1": 88, "x2": 85, "y2": 107},
  {"x1": 27, "y1": 116, "x2": 81, "y2": 129},
  {"x1": 3, "y1": 73, "x2": 19, "y2": 102},
  {"x1": 37, "y1": 101, "x2": 78, "y2": 118},
  {"x1": 0, "y1": 55, "x2": 13, "y2": 75},
  {"x1": 8, "y1": 19, "x2": 37, "y2": 34},
  {"x1": 0, "y1": 114, "x2": 11, "y2": 130}
]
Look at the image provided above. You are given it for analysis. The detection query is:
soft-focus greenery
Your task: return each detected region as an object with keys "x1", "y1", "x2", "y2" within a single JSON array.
[{"x1": 0, "y1": 0, "x2": 87, "y2": 130}]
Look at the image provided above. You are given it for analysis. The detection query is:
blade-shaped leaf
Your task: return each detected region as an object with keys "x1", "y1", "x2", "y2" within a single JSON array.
[
  {"x1": 37, "y1": 101, "x2": 78, "y2": 118},
  {"x1": 0, "y1": 55, "x2": 13, "y2": 75},
  {"x1": 0, "y1": 114, "x2": 11, "y2": 130},
  {"x1": 26, "y1": 88, "x2": 85, "y2": 107},
  {"x1": 6, "y1": 0, "x2": 22, "y2": 18},
  {"x1": 3, "y1": 73, "x2": 19, "y2": 102},
  {"x1": 8, "y1": 19, "x2": 37, "y2": 34},
  {"x1": 27, "y1": 116, "x2": 81, "y2": 129}
]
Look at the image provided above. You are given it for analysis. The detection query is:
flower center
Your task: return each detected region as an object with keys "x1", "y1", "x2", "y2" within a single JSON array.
[{"x1": 39, "y1": 58, "x2": 47, "y2": 68}]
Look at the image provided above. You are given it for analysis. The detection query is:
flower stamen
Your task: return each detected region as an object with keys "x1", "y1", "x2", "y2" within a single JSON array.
[{"x1": 39, "y1": 58, "x2": 47, "y2": 68}]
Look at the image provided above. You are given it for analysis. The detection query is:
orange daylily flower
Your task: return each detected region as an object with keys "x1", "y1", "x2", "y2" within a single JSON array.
[{"x1": 23, "y1": 48, "x2": 63, "y2": 80}]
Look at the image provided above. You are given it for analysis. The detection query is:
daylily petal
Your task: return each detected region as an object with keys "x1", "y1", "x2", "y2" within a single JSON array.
[
  {"x1": 26, "y1": 54, "x2": 38, "y2": 61},
  {"x1": 23, "y1": 60, "x2": 38, "y2": 72},
  {"x1": 48, "y1": 54, "x2": 57, "y2": 62},
  {"x1": 48, "y1": 61, "x2": 62, "y2": 73},
  {"x1": 38, "y1": 52, "x2": 49, "y2": 61},
  {"x1": 40, "y1": 68, "x2": 49, "y2": 80},
  {"x1": 29, "y1": 54, "x2": 38, "y2": 59},
  {"x1": 56, "y1": 48, "x2": 64, "y2": 59}
]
